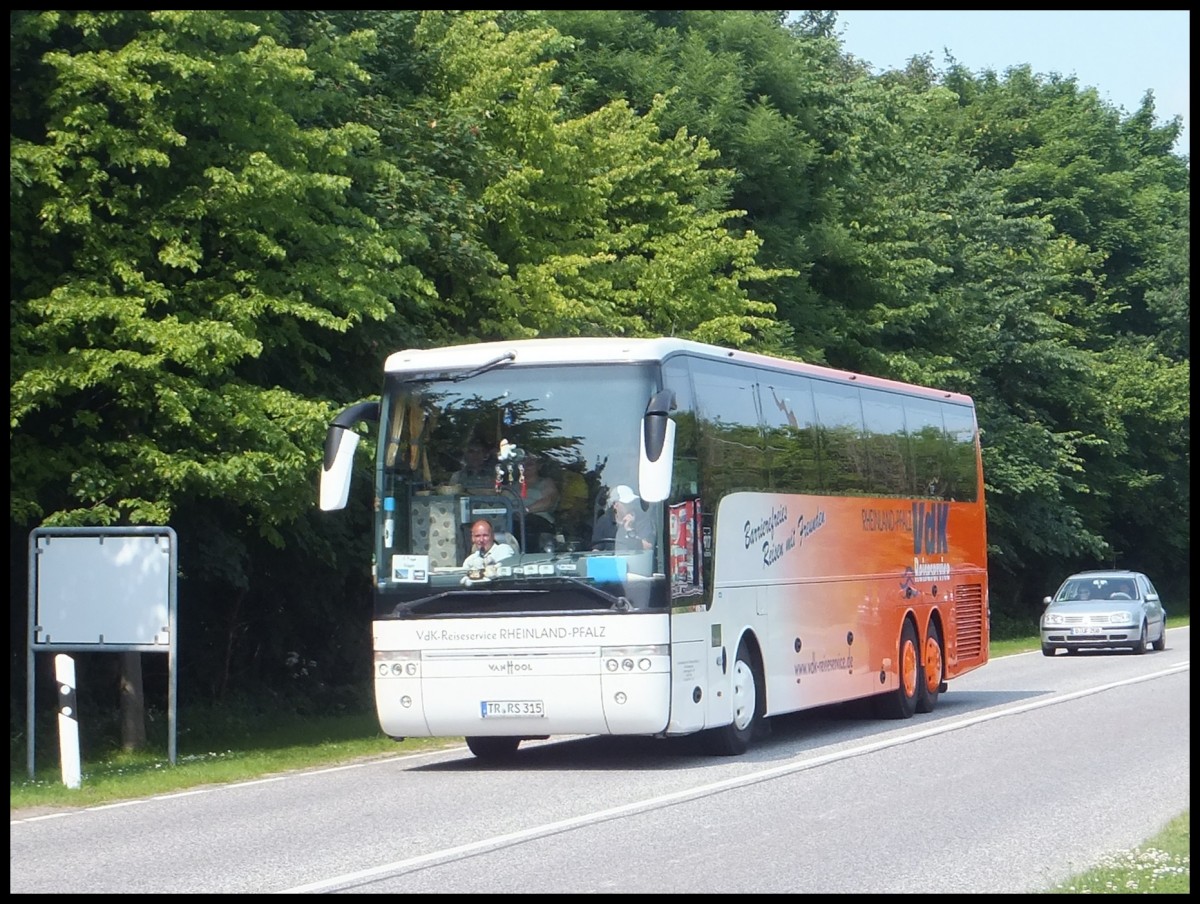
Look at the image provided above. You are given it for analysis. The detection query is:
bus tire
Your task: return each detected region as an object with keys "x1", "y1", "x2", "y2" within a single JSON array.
[
  {"x1": 465, "y1": 736, "x2": 521, "y2": 761},
  {"x1": 916, "y1": 621, "x2": 943, "y2": 714},
  {"x1": 702, "y1": 640, "x2": 760, "y2": 756},
  {"x1": 873, "y1": 620, "x2": 919, "y2": 720}
]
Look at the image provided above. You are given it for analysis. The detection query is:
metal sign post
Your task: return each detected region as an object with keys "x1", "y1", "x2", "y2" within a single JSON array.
[{"x1": 27, "y1": 526, "x2": 179, "y2": 781}]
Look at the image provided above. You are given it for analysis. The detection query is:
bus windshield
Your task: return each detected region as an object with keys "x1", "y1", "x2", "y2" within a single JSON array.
[{"x1": 374, "y1": 362, "x2": 666, "y2": 616}]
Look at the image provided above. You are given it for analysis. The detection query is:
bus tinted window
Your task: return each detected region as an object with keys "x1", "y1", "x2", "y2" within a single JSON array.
[
  {"x1": 861, "y1": 387, "x2": 911, "y2": 497},
  {"x1": 692, "y1": 360, "x2": 767, "y2": 497},
  {"x1": 811, "y1": 380, "x2": 869, "y2": 495},
  {"x1": 941, "y1": 405, "x2": 979, "y2": 502},
  {"x1": 904, "y1": 396, "x2": 949, "y2": 498},
  {"x1": 759, "y1": 376, "x2": 821, "y2": 494}
]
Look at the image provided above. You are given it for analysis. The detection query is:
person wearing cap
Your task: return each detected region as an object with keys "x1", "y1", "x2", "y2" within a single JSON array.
[{"x1": 592, "y1": 484, "x2": 654, "y2": 551}]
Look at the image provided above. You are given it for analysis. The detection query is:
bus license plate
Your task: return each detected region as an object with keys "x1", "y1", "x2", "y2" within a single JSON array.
[
  {"x1": 1071, "y1": 626, "x2": 1104, "y2": 635},
  {"x1": 481, "y1": 700, "x2": 545, "y2": 718}
]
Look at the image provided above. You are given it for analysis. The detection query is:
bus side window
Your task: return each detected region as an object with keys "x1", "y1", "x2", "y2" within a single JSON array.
[
  {"x1": 760, "y1": 378, "x2": 821, "y2": 494},
  {"x1": 812, "y1": 381, "x2": 868, "y2": 496}
]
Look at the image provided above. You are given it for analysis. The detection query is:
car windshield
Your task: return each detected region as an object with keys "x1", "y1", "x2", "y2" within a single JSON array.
[{"x1": 1058, "y1": 578, "x2": 1138, "y2": 601}]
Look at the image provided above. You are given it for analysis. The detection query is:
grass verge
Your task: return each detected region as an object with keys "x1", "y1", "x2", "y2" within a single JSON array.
[{"x1": 1047, "y1": 811, "x2": 1190, "y2": 893}]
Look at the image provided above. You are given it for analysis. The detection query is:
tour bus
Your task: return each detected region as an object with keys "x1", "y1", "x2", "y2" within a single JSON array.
[{"x1": 320, "y1": 337, "x2": 989, "y2": 760}]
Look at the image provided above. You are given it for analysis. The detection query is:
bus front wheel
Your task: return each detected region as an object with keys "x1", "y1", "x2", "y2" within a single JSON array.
[
  {"x1": 874, "y1": 620, "x2": 919, "y2": 720},
  {"x1": 702, "y1": 640, "x2": 761, "y2": 756},
  {"x1": 465, "y1": 736, "x2": 521, "y2": 761}
]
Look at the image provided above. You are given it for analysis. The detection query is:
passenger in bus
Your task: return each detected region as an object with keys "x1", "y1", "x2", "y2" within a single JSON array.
[
  {"x1": 592, "y1": 485, "x2": 654, "y2": 551},
  {"x1": 450, "y1": 438, "x2": 495, "y2": 489},
  {"x1": 520, "y1": 454, "x2": 560, "y2": 542},
  {"x1": 462, "y1": 519, "x2": 514, "y2": 580}
]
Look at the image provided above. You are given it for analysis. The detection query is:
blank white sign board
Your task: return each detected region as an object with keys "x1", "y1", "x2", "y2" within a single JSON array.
[{"x1": 35, "y1": 534, "x2": 171, "y2": 645}]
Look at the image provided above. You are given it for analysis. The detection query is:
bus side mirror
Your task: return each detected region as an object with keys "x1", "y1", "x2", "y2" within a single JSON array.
[
  {"x1": 639, "y1": 389, "x2": 675, "y2": 503},
  {"x1": 320, "y1": 401, "x2": 379, "y2": 511}
]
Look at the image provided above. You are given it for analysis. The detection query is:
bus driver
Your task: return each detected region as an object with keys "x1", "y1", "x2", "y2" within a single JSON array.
[{"x1": 462, "y1": 519, "x2": 514, "y2": 581}]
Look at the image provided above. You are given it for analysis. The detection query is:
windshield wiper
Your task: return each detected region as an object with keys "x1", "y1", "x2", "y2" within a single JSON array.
[
  {"x1": 451, "y1": 350, "x2": 517, "y2": 383},
  {"x1": 391, "y1": 591, "x2": 462, "y2": 616},
  {"x1": 396, "y1": 350, "x2": 518, "y2": 388},
  {"x1": 555, "y1": 575, "x2": 634, "y2": 611}
]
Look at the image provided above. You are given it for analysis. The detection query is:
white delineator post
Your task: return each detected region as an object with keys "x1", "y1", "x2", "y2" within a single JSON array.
[{"x1": 55, "y1": 653, "x2": 81, "y2": 789}]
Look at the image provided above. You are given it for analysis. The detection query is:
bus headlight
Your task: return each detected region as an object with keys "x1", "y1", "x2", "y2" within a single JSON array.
[
  {"x1": 602, "y1": 644, "x2": 667, "y2": 672},
  {"x1": 374, "y1": 650, "x2": 420, "y2": 677}
]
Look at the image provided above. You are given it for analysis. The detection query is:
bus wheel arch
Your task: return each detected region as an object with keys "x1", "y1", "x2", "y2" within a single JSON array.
[
  {"x1": 702, "y1": 632, "x2": 764, "y2": 756},
  {"x1": 916, "y1": 615, "x2": 944, "y2": 714},
  {"x1": 873, "y1": 617, "x2": 920, "y2": 720}
]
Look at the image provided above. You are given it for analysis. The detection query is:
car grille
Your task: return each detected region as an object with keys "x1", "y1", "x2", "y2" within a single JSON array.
[{"x1": 1045, "y1": 633, "x2": 1132, "y2": 643}]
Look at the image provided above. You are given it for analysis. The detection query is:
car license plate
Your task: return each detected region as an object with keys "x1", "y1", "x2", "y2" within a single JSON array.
[
  {"x1": 481, "y1": 700, "x2": 545, "y2": 718},
  {"x1": 1071, "y1": 626, "x2": 1104, "y2": 635}
]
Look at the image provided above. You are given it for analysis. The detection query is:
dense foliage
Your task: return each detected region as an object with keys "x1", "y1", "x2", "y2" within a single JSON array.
[{"x1": 10, "y1": 11, "x2": 1188, "y2": 730}]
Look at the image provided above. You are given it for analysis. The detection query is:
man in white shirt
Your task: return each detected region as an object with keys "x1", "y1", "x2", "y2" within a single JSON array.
[{"x1": 462, "y1": 519, "x2": 514, "y2": 580}]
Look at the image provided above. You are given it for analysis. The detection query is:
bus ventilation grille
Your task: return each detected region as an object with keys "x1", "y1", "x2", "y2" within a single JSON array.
[{"x1": 953, "y1": 583, "x2": 985, "y2": 659}]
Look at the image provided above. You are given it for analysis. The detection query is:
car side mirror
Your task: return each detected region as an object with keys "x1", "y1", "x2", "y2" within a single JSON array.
[{"x1": 1042, "y1": 596, "x2": 1053, "y2": 606}]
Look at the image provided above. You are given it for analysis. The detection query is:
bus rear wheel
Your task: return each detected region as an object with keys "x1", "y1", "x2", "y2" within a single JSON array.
[
  {"x1": 702, "y1": 640, "x2": 761, "y2": 756},
  {"x1": 874, "y1": 620, "x2": 919, "y2": 720},
  {"x1": 916, "y1": 622, "x2": 943, "y2": 714},
  {"x1": 465, "y1": 736, "x2": 521, "y2": 761}
]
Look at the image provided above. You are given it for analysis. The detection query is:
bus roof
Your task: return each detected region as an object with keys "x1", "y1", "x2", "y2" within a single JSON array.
[{"x1": 383, "y1": 337, "x2": 974, "y2": 406}]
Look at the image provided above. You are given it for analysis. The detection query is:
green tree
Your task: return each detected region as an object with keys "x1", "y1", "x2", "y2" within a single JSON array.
[
  {"x1": 940, "y1": 60, "x2": 1190, "y2": 605},
  {"x1": 10, "y1": 9, "x2": 422, "y2": 740},
  {"x1": 11, "y1": 9, "x2": 419, "y2": 530},
  {"x1": 375, "y1": 10, "x2": 795, "y2": 348}
]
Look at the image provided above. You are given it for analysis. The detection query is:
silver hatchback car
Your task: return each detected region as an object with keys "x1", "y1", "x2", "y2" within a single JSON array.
[{"x1": 1040, "y1": 570, "x2": 1167, "y2": 656}]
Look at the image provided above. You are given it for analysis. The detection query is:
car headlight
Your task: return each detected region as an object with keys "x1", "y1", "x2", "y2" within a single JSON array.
[
  {"x1": 1109, "y1": 611, "x2": 1133, "y2": 625},
  {"x1": 1044, "y1": 613, "x2": 1065, "y2": 626}
]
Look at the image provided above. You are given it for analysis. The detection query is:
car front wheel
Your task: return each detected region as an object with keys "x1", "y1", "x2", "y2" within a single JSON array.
[
  {"x1": 1041, "y1": 643, "x2": 1056, "y2": 657},
  {"x1": 1152, "y1": 620, "x2": 1167, "y2": 652},
  {"x1": 1131, "y1": 622, "x2": 1148, "y2": 655}
]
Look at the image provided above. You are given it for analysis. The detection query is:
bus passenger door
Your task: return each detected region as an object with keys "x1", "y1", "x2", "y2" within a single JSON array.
[
  {"x1": 668, "y1": 603, "x2": 741, "y2": 734},
  {"x1": 667, "y1": 607, "x2": 709, "y2": 735},
  {"x1": 665, "y1": 494, "x2": 714, "y2": 735},
  {"x1": 667, "y1": 595, "x2": 720, "y2": 729}
]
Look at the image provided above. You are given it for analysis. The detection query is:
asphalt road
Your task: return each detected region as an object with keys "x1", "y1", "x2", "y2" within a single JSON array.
[{"x1": 10, "y1": 628, "x2": 1189, "y2": 894}]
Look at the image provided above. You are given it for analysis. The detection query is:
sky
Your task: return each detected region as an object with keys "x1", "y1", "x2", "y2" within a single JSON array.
[{"x1": 830, "y1": 10, "x2": 1190, "y2": 158}]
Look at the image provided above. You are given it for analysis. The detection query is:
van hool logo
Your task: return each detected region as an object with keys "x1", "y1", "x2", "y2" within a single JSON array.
[{"x1": 487, "y1": 660, "x2": 533, "y2": 674}]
